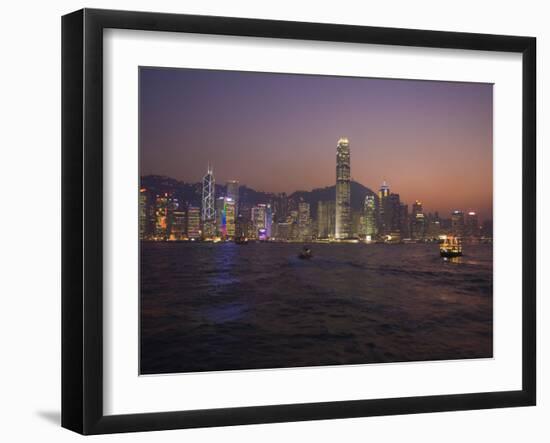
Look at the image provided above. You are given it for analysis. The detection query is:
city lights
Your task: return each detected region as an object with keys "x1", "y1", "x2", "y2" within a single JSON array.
[{"x1": 139, "y1": 138, "x2": 491, "y2": 244}]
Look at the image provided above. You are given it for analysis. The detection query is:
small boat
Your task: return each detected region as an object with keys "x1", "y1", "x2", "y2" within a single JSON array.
[
  {"x1": 235, "y1": 236, "x2": 249, "y2": 245},
  {"x1": 440, "y1": 236, "x2": 462, "y2": 258},
  {"x1": 298, "y1": 247, "x2": 313, "y2": 259}
]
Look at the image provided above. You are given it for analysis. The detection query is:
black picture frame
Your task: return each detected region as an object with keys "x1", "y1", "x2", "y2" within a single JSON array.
[{"x1": 62, "y1": 8, "x2": 536, "y2": 435}]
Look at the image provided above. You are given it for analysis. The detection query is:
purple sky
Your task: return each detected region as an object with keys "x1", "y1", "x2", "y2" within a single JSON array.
[{"x1": 140, "y1": 67, "x2": 493, "y2": 221}]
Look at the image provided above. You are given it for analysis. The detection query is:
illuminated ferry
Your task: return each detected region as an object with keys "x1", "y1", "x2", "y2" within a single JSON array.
[{"x1": 439, "y1": 235, "x2": 462, "y2": 258}]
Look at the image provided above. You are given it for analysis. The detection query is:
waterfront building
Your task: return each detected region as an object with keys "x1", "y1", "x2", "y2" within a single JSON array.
[
  {"x1": 387, "y1": 193, "x2": 401, "y2": 234},
  {"x1": 215, "y1": 197, "x2": 226, "y2": 237},
  {"x1": 378, "y1": 181, "x2": 390, "y2": 236},
  {"x1": 410, "y1": 201, "x2": 426, "y2": 240},
  {"x1": 351, "y1": 210, "x2": 364, "y2": 238},
  {"x1": 274, "y1": 221, "x2": 292, "y2": 241},
  {"x1": 451, "y1": 210, "x2": 465, "y2": 237},
  {"x1": 273, "y1": 193, "x2": 289, "y2": 223},
  {"x1": 426, "y1": 213, "x2": 441, "y2": 239},
  {"x1": 226, "y1": 180, "x2": 239, "y2": 217},
  {"x1": 265, "y1": 204, "x2": 273, "y2": 238},
  {"x1": 187, "y1": 205, "x2": 201, "y2": 240},
  {"x1": 224, "y1": 198, "x2": 236, "y2": 239},
  {"x1": 298, "y1": 201, "x2": 311, "y2": 241},
  {"x1": 317, "y1": 200, "x2": 336, "y2": 239},
  {"x1": 215, "y1": 197, "x2": 236, "y2": 240},
  {"x1": 166, "y1": 196, "x2": 180, "y2": 239},
  {"x1": 201, "y1": 164, "x2": 216, "y2": 239},
  {"x1": 411, "y1": 212, "x2": 426, "y2": 240},
  {"x1": 465, "y1": 211, "x2": 480, "y2": 237},
  {"x1": 169, "y1": 210, "x2": 187, "y2": 240},
  {"x1": 363, "y1": 195, "x2": 377, "y2": 240},
  {"x1": 399, "y1": 203, "x2": 410, "y2": 239},
  {"x1": 335, "y1": 137, "x2": 351, "y2": 239},
  {"x1": 154, "y1": 193, "x2": 169, "y2": 240},
  {"x1": 251, "y1": 204, "x2": 273, "y2": 239}
]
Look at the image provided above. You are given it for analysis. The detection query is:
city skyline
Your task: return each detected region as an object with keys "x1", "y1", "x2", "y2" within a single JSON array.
[{"x1": 140, "y1": 67, "x2": 493, "y2": 221}]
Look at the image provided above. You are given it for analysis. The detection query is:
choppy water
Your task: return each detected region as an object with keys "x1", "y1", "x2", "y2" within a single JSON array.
[{"x1": 140, "y1": 242, "x2": 492, "y2": 374}]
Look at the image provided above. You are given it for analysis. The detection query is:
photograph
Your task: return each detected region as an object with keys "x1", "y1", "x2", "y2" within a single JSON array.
[{"x1": 138, "y1": 67, "x2": 494, "y2": 375}]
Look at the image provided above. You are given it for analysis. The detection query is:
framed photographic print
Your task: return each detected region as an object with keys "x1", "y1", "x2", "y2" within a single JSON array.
[{"x1": 62, "y1": 8, "x2": 536, "y2": 435}]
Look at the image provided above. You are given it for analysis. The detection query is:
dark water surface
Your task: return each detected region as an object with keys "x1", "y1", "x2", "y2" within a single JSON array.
[{"x1": 140, "y1": 242, "x2": 492, "y2": 374}]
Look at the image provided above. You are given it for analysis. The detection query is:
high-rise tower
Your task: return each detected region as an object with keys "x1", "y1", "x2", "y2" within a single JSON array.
[
  {"x1": 201, "y1": 164, "x2": 216, "y2": 238},
  {"x1": 335, "y1": 137, "x2": 351, "y2": 239},
  {"x1": 226, "y1": 180, "x2": 240, "y2": 217},
  {"x1": 378, "y1": 181, "x2": 390, "y2": 236}
]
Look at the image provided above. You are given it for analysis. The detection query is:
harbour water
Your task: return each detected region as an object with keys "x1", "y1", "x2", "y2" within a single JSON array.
[{"x1": 140, "y1": 242, "x2": 493, "y2": 374}]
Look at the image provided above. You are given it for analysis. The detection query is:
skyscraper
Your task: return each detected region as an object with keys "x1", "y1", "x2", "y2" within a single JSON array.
[
  {"x1": 252, "y1": 204, "x2": 267, "y2": 239},
  {"x1": 224, "y1": 198, "x2": 236, "y2": 239},
  {"x1": 335, "y1": 137, "x2": 351, "y2": 239},
  {"x1": 378, "y1": 181, "x2": 390, "y2": 236},
  {"x1": 317, "y1": 200, "x2": 336, "y2": 239},
  {"x1": 187, "y1": 206, "x2": 201, "y2": 240},
  {"x1": 387, "y1": 193, "x2": 401, "y2": 234},
  {"x1": 399, "y1": 203, "x2": 410, "y2": 239},
  {"x1": 410, "y1": 200, "x2": 425, "y2": 240},
  {"x1": 154, "y1": 193, "x2": 169, "y2": 240},
  {"x1": 465, "y1": 211, "x2": 480, "y2": 238},
  {"x1": 451, "y1": 210, "x2": 465, "y2": 237},
  {"x1": 201, "y1": 164, "x2": 216, "y2": 239},
  {"x1": 226, "y1": 180, "x2": 239, "y2": 217},
  {"x1": 298, "y1": 201, "x2": 311, "y2": 241},
  {"x1": 363, "y1": 195, "x2": 377, "y2": 240},
  {"x1": 169, "y1": 210, "x2": 187, "y2": 240}
]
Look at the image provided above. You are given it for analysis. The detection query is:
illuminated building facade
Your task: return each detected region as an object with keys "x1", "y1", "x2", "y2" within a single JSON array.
[
  {"x1": 335, "y1": 137, "x2": 351, "y2": 239},
  {"x1": 154, "y1": 194, "x2": 169, "y2": 240},
  {"x1": 169, "y1": 210, "x2": 187, "y2": 240},
  {"x1": 363, "y1": 195, "x2": 377, "y2": 240},
  {"x1": 317, "y1": 200, "x2": 335, "y2": 239},
  {"x1": 201, "y1": 164, "x2": 216, "y2": 239},
  {"x1": 378, "y1": 181, "x2": 390, "y2": 236},
  {"x1": 273, "y1": 193, "x2": 289, "y2": 223},
  {"x1": 251, "y1": 204, "x2": 273, "y2": 238},
  {"x1": 410, "y1": 200, "x2": 425, "y2": 240},
  {"x1": 187, "y1": 206, "x2": 201, "y2": 240},
  {"x1": 224, "y1": 198, "x2": 236, "y2": 239},
  {"x1": 226, "y1": 180, "x2": 239, "y2": 217},
  {"x1": 298, "y1": 201, "x2": 311, "y2": 241}
]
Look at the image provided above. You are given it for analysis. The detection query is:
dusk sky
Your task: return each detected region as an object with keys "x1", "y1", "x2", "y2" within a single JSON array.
[{"x1": 140, "y1": 67, "x2": 493, "y2": 221}]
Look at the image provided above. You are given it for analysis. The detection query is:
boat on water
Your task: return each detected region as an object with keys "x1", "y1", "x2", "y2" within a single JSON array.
[
  {"x1": 439, "y1": 236, "x2": 462, "y2": 258},
  {"x1": 298, "y1": 247, "x2": 313, "y2": 260}
]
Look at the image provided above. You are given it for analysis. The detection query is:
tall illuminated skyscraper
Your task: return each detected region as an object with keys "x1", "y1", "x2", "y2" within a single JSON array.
[
  {"x1": 226, "y1": 180, "x2": 240, "y2": 217},
  {"x1": 335, "y1": 137, "x2": 351, "y2": 239},
  {"x1": 363, "y1": 195, "x2": 377, "y2": 240},
  {"x1": 224, "y1": 198, "x2": 236, "y2": 239},
  {"x1": 201, "y1": 164, "x2": 216, "y2": 238},
  {"x1": 378, "y1": 181, "x2": 390, "y2": 236}
]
